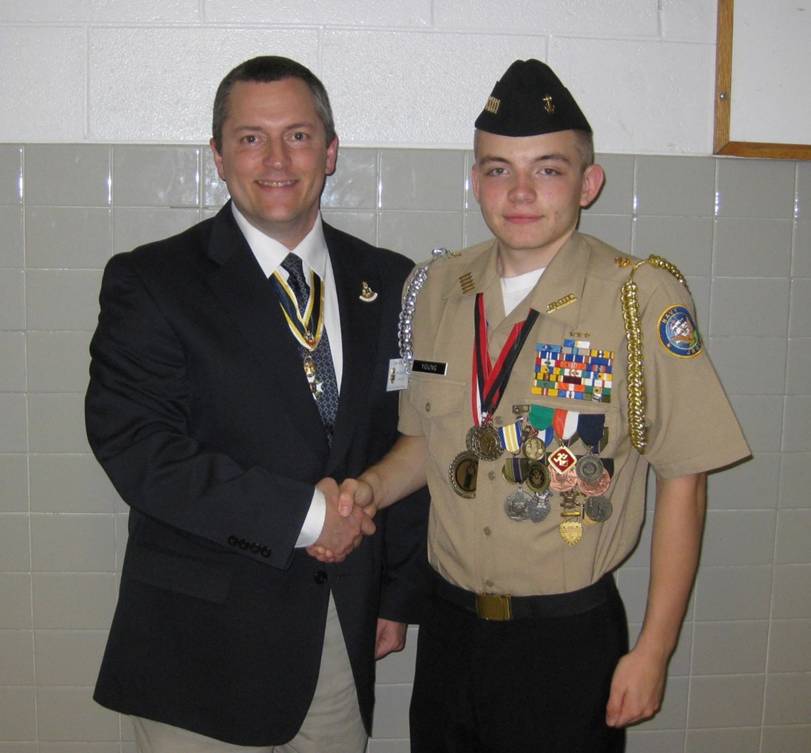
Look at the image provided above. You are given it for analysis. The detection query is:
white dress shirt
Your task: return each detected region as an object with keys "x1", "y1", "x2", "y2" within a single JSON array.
[{"x1": 232, "y1": 204, "x2": 343, "y2": 547}]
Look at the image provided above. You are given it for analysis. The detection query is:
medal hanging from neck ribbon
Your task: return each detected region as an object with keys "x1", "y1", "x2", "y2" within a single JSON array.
[
  {"x1": 270, "y1": 263, "x2": 328, "y2": 400},
  {"x1": 269, "y1": 268, "x2": 325, "y2": 353},
  {"x1": 467, "y1": 293, "x2": 539, "y2": 460}
]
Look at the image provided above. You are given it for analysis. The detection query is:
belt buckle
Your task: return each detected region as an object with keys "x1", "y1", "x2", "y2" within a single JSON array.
[{"x1": 475, "y1": 593, "x2": 512, "y2": 621}]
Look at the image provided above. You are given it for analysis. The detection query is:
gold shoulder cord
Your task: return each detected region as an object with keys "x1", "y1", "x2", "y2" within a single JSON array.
[{"x1": 620, "y1": 255, "x2": 688, "y2": 453}]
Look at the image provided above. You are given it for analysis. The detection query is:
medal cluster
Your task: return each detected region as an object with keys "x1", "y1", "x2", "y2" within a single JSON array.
[
  {"x1": 450, "y1": 411, "x2": 614, "y2": 546},
  {"x1": 452, "y1": 291, "x2": 613, "y2": 545}
]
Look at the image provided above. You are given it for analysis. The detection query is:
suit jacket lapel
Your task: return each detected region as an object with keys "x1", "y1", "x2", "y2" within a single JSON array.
[
  {"x1": 325, "y1": 223, "x2": 382, "y2": 470},
  {"x1": 203, "y1": 205, "x2": 327, "y2": 452}
]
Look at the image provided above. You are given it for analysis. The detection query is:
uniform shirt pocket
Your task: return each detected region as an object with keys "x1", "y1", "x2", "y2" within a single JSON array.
[{"x1": 406, "y1": 374, "x2": 467, "y2": 462}]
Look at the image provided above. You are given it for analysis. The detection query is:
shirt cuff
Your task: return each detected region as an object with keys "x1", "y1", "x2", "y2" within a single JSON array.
[{"x1": 295, "y1": 486, "x2": 327, "y2": 548}]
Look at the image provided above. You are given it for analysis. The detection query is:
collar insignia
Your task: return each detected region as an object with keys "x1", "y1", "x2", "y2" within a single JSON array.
[{"x1": 546, "y1": 293, "x2": 577, "y2": 313}]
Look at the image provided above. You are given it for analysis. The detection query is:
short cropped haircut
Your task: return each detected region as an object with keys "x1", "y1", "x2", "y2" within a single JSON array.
[
  {"x1": 212, "y1": 56, "x2": 335, "y2": 152},
  {"x1": 473, "y1": 128, "x2": 594, "y2": 172},
  {"x1": 572, "y1": 130, "x2": 594, "y2": 170}
]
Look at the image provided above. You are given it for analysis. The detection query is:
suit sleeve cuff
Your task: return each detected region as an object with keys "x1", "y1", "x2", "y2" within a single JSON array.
[{"x1": 295, "y1": 487, "x2": 326, "y2": 548}]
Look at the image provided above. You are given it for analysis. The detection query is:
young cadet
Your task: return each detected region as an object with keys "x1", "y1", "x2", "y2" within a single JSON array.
[{"x1": 333, "y1": 59, "x2": 750, "y2": 752}]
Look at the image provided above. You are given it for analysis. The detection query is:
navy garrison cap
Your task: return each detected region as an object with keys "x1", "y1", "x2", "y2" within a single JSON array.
[{"x1": 475, "y1": 59, "x2": 591, "y2": 136}]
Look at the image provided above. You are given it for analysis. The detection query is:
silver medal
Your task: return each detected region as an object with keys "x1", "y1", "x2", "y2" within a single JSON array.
[
  {"x1": 576, "y1": 453, "x2": 604, "y2": 484},
  {"x1": 528, "y1": 491, "x2": 552, "y2": 523},
  {"x1": 584, "y1": 495, "x2": 613, "y2": 523},
  {"x1": 505, "y1": 490, "x2": 531, "y2": 521}
]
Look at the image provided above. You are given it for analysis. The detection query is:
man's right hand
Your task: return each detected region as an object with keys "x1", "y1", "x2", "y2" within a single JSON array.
[{"x1": 307, "y1": 478, "x2": 376, "y2": 563}]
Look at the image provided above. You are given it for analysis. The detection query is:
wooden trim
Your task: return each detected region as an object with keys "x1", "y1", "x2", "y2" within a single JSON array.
[
  {"x1": 713, "y1": 0, "x2": 810, "y2": 160},
  {"x1": 713, "y1": 0, "x2": 733, "y2": 154},
  {"x1": 716, "y1": 141, "x2": 811, "y2": 160}
]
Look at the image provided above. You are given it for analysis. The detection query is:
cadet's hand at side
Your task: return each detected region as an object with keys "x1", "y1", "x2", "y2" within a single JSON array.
[{"x1": 605, "y1": 645, "x2": 667, "y2": 727}]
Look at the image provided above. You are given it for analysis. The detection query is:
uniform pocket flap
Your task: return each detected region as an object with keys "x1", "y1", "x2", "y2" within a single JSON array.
[{"x1": 407, "y1": 374, "x2": 465, "y2": 418}]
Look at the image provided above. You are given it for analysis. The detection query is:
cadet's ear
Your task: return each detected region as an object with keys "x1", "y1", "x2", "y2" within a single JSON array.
[{"x1": 579, "y1": 164, "x2": 605, "y2": 208}]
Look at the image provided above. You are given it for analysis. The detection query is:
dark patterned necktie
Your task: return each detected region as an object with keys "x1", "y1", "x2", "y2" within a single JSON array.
[{"x1": 279, "y1": 253, "x2": 339, "y2": 441}]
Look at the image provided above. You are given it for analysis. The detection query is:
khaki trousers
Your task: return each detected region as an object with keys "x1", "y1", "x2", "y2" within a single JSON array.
[{"x1": 132, "y1": 593, "x2": 367, "y2": 753}]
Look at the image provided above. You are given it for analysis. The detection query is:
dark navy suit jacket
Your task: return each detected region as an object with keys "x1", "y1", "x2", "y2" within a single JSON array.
[{"x1": 85, "y1": 203, "x2": 429, "y2": 745}]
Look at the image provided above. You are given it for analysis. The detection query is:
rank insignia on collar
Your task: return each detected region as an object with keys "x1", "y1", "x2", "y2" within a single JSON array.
[{"x1": 359, "y1": 281, "x2": 378, "y2": 302}]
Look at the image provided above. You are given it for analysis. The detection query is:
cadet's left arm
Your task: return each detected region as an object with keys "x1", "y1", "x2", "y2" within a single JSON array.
[{"x1": 606, "y1": 472, "x2": 707, "y2": 727}]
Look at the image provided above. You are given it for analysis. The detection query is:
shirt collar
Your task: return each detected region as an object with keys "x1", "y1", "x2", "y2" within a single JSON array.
[{"x1": 230, "y1": 203, "x2": 328, "y2": 280}]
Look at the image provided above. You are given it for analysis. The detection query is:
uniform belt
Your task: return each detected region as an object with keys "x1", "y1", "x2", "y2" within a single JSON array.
[{"x1": 431, "y1": 571, "x2": 615, "y2": 622}]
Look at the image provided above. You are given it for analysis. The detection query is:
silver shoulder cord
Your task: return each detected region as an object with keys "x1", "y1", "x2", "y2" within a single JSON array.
[{"x1": 397, "y1": 248, "x2": 452, "y2": 370}]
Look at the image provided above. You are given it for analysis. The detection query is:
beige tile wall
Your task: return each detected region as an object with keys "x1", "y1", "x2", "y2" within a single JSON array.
[{"x1": 0, "y1": 143, "x2": 809, "y2": 752}]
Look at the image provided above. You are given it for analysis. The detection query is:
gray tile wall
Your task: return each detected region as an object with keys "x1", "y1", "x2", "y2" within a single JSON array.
[{"x1": 0, "y1": 143, "x2": 809, "y2": 752}]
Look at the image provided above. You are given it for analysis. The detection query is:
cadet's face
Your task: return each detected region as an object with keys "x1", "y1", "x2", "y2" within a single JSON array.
[
  {"x1": 210, "y1": 79, "x2": 337, "y2": 249},
  {"x1": 472, "y1": 130, "x2": 603, "y2": 269}
]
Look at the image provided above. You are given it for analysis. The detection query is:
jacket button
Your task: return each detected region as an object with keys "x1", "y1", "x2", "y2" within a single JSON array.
[
  {"x1": 227, "y1": 535, "x2": 238, "y2": 546},
  {"x1": 314, "y1": 570, "x2": 328, "y2": 584},
  {"x1": 260, "y1": 546, "x2": 271, "y2": 558},
  {"x1": 239, "y1": 540, "x2": 250, "y2": 550},
  {"x1": 250, "y1": 543, "x2": 260, "y2": 553}
]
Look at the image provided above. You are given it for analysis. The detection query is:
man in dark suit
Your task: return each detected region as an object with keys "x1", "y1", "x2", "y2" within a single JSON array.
[{"x1": 85, "y1": 56, "x2": 428, "y2": 752}]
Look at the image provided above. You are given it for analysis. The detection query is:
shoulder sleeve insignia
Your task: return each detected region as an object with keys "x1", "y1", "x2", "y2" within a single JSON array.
[{"x1": 658, "y1": 305, "x2": 702, "y2": 357}]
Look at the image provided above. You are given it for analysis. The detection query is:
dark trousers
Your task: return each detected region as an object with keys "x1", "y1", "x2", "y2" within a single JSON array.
[{"x1": 409, "y1": 577, "x2": 628, "y2": 753}]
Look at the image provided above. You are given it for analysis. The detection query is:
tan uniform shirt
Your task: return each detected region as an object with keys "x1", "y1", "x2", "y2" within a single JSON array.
[{"x1": 399, "y1": 233, "x2": 750, "y2": 596}]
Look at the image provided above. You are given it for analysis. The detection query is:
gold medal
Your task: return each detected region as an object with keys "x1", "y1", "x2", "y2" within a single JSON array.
[
  {"x1": 522, "y1": 436, "x2": 545, "y2": 460},
  {"x1": 559, "y1": 517, "x2": 583, "y2": 546},
  {"x1": 449, "y1": 451, "x2": 478, "y2": 498},
  {"x1": 559, "y1": 491, "x2": 583, "y2": 544},
  {"x1": 466, "y1": 424, "x2": 503, "y2": 461}
]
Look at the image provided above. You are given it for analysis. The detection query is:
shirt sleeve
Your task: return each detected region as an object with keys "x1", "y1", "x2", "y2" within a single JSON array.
[
  {"x1": 294, "y1": 488, "x2": 327, "y2": 548},
  {"x1": 635, "y1": 268, "x2": 751, "y2": 478}
]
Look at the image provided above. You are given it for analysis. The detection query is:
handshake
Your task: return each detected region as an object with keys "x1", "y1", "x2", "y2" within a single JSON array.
[{"x1": 306, "y1": 476, "x2": 377, "y2": 563}]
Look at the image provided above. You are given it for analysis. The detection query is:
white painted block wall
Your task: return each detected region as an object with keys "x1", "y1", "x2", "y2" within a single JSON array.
[{"x1": 0, "y1": 0, "x2": 728, "y2": 154}]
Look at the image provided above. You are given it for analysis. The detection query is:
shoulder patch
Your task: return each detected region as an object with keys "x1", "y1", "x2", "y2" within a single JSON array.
[{"x1": 659, "y1": 305, "x2": 702, "y2": 357}]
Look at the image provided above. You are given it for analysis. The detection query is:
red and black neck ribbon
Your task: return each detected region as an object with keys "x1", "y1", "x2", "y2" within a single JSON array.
[{"x1": 471, "y1": 292, "x2": 539, "y2": 426}]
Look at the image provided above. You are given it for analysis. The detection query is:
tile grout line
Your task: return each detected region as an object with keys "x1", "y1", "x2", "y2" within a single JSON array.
[
  {"x1": 757, "y1": 158, "x2": 803, "y2": 753},
  {"x1": 20, "y1": 142, "x2": 42, "y2": 749}
]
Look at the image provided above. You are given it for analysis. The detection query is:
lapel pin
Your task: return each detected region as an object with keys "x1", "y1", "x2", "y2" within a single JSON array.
[{"x1": 359, "y1": 281, "x2": 378, "y2": 302}]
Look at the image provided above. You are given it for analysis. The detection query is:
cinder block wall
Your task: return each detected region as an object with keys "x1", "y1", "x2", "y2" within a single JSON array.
[{"x1": 0, "y1": 143, "x2": 809, "y2": 753}]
